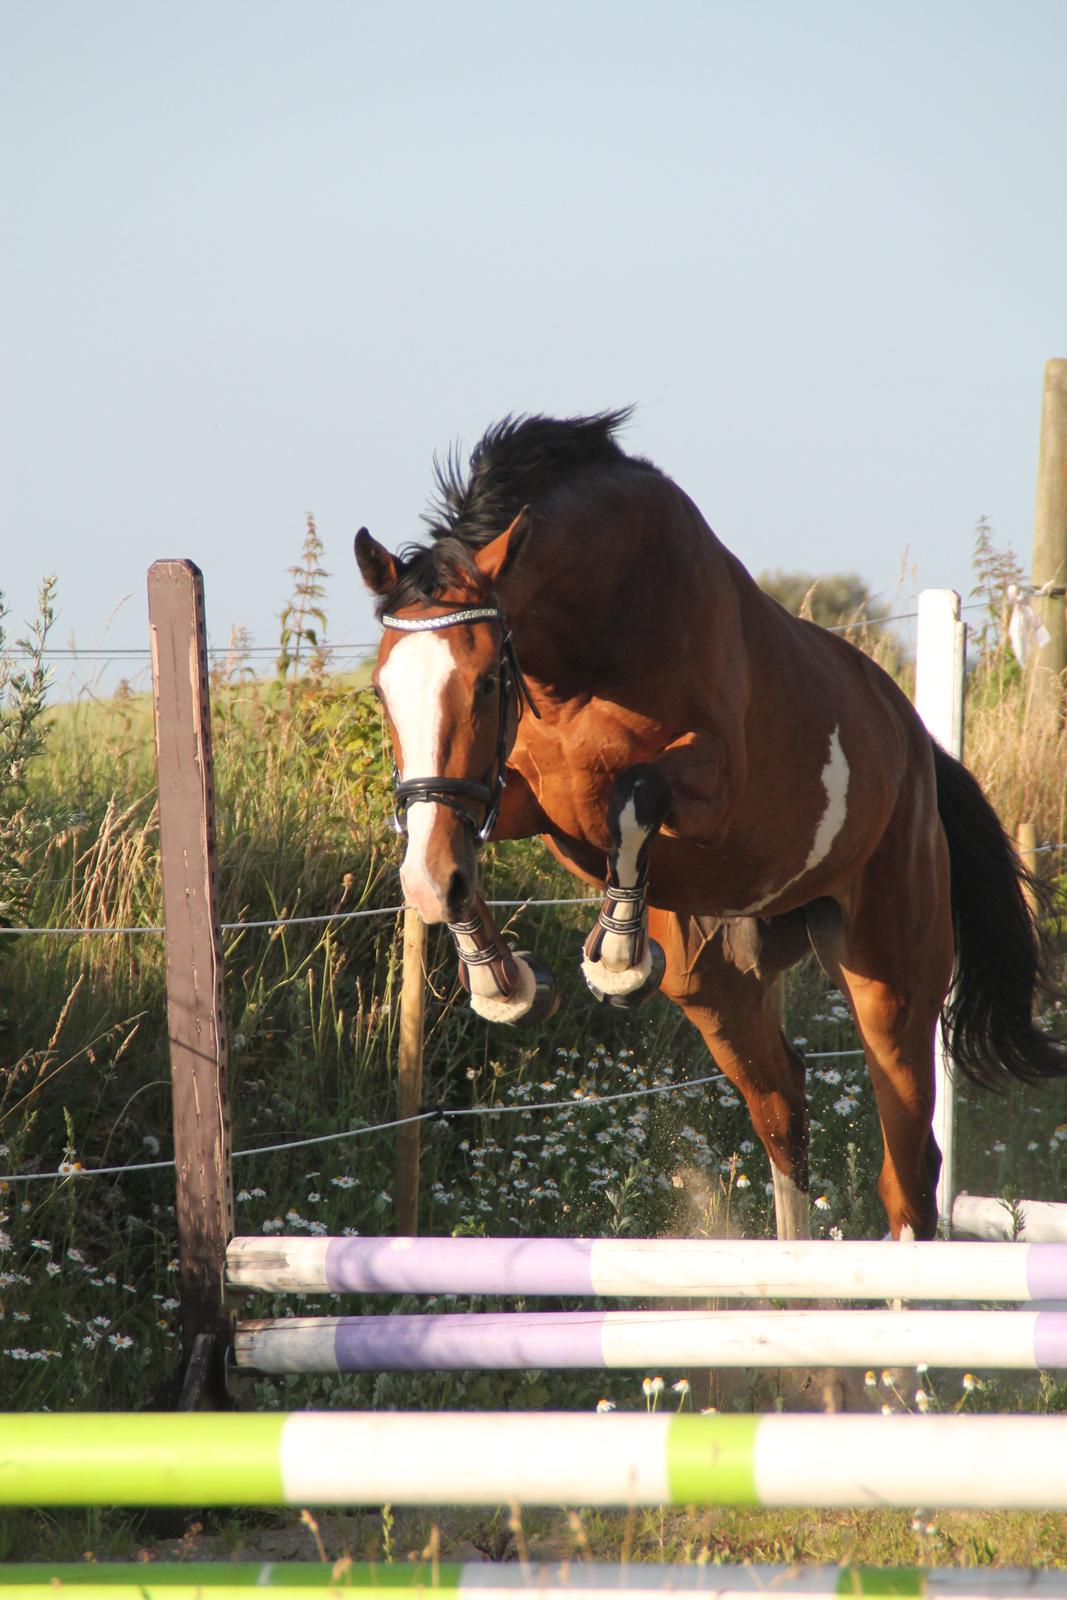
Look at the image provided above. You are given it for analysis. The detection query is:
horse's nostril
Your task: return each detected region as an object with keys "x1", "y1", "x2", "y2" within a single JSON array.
[{"x1": 447, "y1": 870, "x2": 471, "y2": 918}]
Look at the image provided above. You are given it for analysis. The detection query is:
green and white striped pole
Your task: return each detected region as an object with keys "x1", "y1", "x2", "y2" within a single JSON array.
[
  {"x1": 2, "y1": 1562, "x2": 1066, "y2": 1598},
  {"x1": 3, "y1": 1412, "x2": 1067, "y2": 1509}
]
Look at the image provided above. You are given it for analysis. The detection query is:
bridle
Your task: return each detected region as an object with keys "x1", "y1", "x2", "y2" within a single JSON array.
[{"x1": 379, "y1": 602, "x2": 540, "y2": 846}]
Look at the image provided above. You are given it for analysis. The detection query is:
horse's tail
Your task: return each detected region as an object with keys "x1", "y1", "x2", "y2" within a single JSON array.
[{"x1": 933, "y1": 740, "x2": 1067, "y2": 1087}]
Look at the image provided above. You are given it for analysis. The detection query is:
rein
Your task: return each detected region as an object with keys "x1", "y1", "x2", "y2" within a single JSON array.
[{"x1": 380, "y1": 602, "x2": 540, "y2": 846}]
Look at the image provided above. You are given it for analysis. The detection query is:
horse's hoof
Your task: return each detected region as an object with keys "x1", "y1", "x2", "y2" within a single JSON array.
[
  {"x1": 469, "y1": 949, "x2": 558, "y2": 1026},
  {"x1": 583, "y1": 939, "x2": 665, "y2": 1009}
]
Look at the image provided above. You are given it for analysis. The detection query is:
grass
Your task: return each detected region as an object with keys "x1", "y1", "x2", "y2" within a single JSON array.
[{"x1": 1, "y1": 550, "x2": 1066, "y2": 1567}]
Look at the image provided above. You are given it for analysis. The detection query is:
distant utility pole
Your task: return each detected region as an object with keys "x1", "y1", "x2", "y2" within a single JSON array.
[{"x1": 1030, "y1": 359, "x2": 1067, "y2": 717}]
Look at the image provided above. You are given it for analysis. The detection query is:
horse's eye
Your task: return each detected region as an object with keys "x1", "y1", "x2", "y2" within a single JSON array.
[{"x1": 480, "y1": 673, "x2": 499, "y2": 697}]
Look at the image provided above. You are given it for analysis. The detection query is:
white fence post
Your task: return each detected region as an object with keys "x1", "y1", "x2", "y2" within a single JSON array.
[{"x1": 914, "y1": 588, "x2": 967, "y2": 1230}]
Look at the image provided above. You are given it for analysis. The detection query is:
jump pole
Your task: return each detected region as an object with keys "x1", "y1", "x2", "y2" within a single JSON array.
[
  {"x1": 225, "y1": 1234, "x2": 1067, "y2": 1301},
  {"x1": 5, "y1": 1411, "x2": 1067, "y2": 1509},
  {"x1": 234, "y1": 1305, "x2": 1067, "y2": 1374},
  {"x1": 5, "y1": 1565, "x2": 1066, "y2": 1598},
  {"x1": 913, "y1": 587, "x2": 966, "y2": 1229}
]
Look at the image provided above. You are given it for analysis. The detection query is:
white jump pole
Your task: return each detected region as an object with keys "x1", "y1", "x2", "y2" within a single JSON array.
[
  {"x1": 914, "y1": 588, "x2": 967, "y2": 1229},
  {"x1": 234, "y1": 1305, "x2": 1067, "y2": 1375},
  {"x1": 225, "y1": 1234, "x2": 1067, "y2": 1301}
]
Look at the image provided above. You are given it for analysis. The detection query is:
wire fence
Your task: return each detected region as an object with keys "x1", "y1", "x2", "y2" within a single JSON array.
[{"x1": 0, "y1": 1048, "x2": 873, "y2": 1187}]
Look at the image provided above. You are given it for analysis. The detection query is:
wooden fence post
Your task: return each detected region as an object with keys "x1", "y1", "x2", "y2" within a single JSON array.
[
  {"x1": 914, "y1": 588, "x2": 967, "y2": 1232},
  {"x1": 1030, "y1": 358, "x2": 1067, "y2": 718},
  {"x1": 148, "y1": 560, "x2": 233, "y2": 1408},
  {"x1": 394, "y1": 906, "x2": 427, "y2": 1234},
  {"x1": 1016, "y1": 820, "x2": 1039, "y2": 917}
]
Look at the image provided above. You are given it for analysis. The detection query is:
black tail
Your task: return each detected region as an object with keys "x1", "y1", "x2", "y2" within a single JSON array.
[{"x1": 933, "y1": 741, "x2": 1067, "y2": 1087}]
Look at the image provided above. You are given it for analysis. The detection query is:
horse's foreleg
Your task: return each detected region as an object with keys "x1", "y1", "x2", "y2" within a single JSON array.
[
  {"x1": 581, "y1": 731, "x2": 732, "y2": 1008},
  {"x1": 446, "y1": 771, "x2": 557, "y2": 1025},
  {"x1": 450, "y1": 890, "x2": 558, "y2": 1026},
  {"x1": 582, "y1": 765, "x2": 671, "y2": 1006}
]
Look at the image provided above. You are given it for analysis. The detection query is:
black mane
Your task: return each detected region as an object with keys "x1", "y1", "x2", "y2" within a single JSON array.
[{"x1": 378, "y1": 409, "x2": 649, "y2": 615}]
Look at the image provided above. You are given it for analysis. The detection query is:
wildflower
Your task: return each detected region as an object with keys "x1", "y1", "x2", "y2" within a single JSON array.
[
  {"x1": 880, "y1": 1370, "x2": 894, "y2": 1387},
  {"x1": 249, "y1": 1187, "x2": 267, "y2": 1199},
  {"x1": 881, "y1": 1403, "x2": 892, "y2": 1415},
  {"x1": 672, "y1": 1379, "x2": 690, "y2": 1395},
  {"x1": 648, "y1": 1376, "x2": 665, "y2": 1396},
  {"x1": 833, "y1": 1095, "x2": 858, "y2": 1117},
  {"x1": 829, "y1": 1227, "x2": 844, "y2": 1240},
  {"x1": 735, "y1": 1174, "x2": 750, "y2": 1189},
  {"x1": 108, "y1": 1333, "x2": 134, "y2": 1350},
  {"x1": 916, "y1": 1361, "x2": 928, "y2": 1375},
  {"x1": 0, "y1": 1230, "x2": 12, "y2": 1253},
  {"x1": 262, "y1": 1218, "x2": 284, "y2": 1234},
  {"x1": 864, "y1": 1371, "x2": 877, "y2": 1388},
  {"x1": 89, "y1": 1315, "x2": 111, "y2": 1329},
  {"x1": 7, "y1": 1348, "x2": 30, "y2": 1360},
  {"x1": 30, "y1": 1238, "x2": 52, "y2": 1250},
  {"x1": 13, "y1": 1311, "x2": 29, "y2": 1322},
  {"x1": 57, "y1": 1159, "x2": 83, "y2": 1176},
  {"x1": 45, "y1": 1262, "x2": 61, "y2": 1277},
  {"x1": 596, "y1": 1399, "x2": 616, "y2": 1413},
  {"x1": 813, "y1": 1196, "x2": 830, "y2": 1211},
  {"x1": 331, "y1": 1175, "x2": 357, "y2": 1189},
  {"x1": 915, "y1": 1389, "x2": 930, "y2": 1413},
  {"x1": 962, "y1": 1373, "x2": 977, "y2": 1393},
  {"x1": 236, "y1": 1189, "x2": 252, "y2": 1203}
]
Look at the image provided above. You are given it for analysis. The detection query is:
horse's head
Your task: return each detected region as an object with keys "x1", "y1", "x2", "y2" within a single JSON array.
[{"x1": 355, "y1": 510, "x2": 531, "y2": 925}]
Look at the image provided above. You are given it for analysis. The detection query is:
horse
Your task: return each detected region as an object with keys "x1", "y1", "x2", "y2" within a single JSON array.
[{"x1": 355, "y1": 410, "x2": 1066, "y2": 1241}]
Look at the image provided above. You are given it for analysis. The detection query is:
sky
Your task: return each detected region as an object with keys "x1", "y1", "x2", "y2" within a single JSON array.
[{"x1": 3, "y1": 0, "x2": 1066, "y2": 695}]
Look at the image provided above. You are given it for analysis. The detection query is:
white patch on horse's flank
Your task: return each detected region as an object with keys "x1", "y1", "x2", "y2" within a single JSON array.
[
  {"x1": 801, "y1": 726, "x2": 850, "y2": 875},
  {"x1": 723, "y1": 724, "x2": 850, "y2": 916},
  {"x1": 378, "y1": 631, "x2": 456, "y2": 780}
]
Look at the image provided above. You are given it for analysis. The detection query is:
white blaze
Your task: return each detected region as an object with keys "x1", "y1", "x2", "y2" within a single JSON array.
[{"x1": 380, "y1": 632, "x2": 458, "y2": 917}]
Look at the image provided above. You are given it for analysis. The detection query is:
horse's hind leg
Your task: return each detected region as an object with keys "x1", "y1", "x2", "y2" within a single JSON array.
[
  {"x1": 655, "y1": 908, "x2": 812, "y2": 1240},
  {"x1": 832, "y1": 809, "x2": 954, "y2": 1240}
]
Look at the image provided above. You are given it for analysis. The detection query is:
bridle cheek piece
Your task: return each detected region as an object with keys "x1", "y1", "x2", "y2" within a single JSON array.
[{"x1": 379, "y1": 603, "x2": 540, "y2": 847}]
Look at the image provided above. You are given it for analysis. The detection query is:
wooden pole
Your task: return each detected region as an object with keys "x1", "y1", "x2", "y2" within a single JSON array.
[
  {"x1": 1030, "y1": 359, "x2": 1067, "y2": 717},
  {"x1": 148, "y1": 560, "x2": 233, "y2": 1408},
  {"x1": 394, "y1": 906, "x2": 427, "y2": 1234},
  {"x1": 1016, "y1": 821, "x2": 1039, "y2": 918}
]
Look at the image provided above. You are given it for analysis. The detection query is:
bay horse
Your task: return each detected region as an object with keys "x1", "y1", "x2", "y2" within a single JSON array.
[{"x1": 355, "y1": 410, "x2": 1066, "y2": 1241}]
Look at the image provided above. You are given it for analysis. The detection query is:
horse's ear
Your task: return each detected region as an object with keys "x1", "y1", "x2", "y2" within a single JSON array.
[
  {"x1": 354, "y1": 527, "x2": 398, "y2": 596},
  {"x1": 475, "y1": 506, "x2": 531, "y2": 587}
]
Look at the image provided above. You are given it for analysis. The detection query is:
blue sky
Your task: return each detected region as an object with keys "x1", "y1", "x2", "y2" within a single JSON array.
[{"x1": 3, "y1": 0, "x2": 1065, "y2": 692}]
